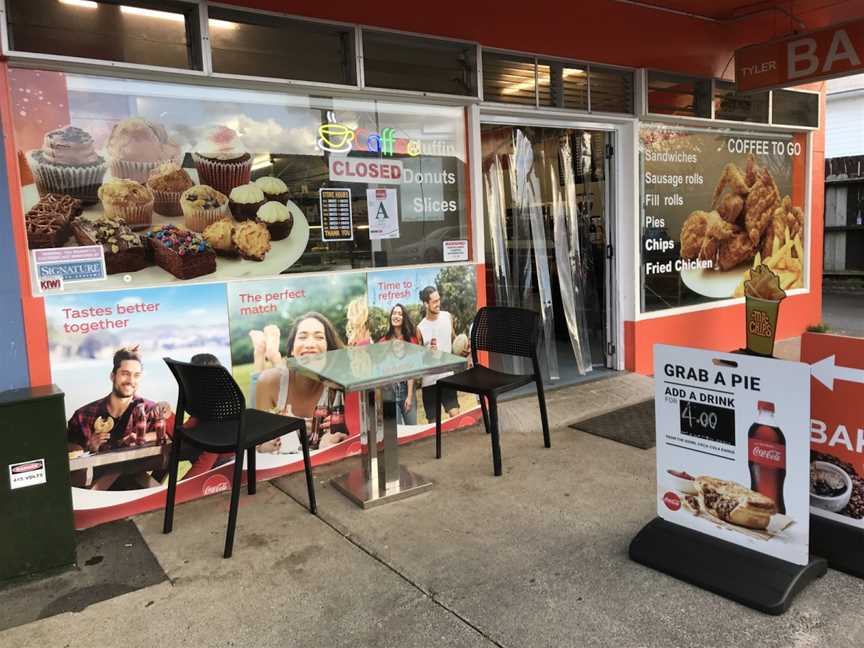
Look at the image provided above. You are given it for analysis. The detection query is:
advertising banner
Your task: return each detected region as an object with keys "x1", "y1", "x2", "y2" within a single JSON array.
[
  {"x1": 226, "y1": 274, "x2": 366, "y2": 466},
  {"x1": 803, "y1": 333, "x2": 864, "y2": 529},
  {"x1": 367, "y1": 265, "x2": 478, "y2": 428},
  {"x1": 45, "y1": 284, "x2": 233, "y2": 527},
  {"x1": 640, "y1": 125, "x2": 807, "y2": 312},
  {"x1": 10, "y1": 69, "x2": 468, "y2": 294},
  {"x1": 654, "y1": 345, "x2": 811, "y2": 565}
]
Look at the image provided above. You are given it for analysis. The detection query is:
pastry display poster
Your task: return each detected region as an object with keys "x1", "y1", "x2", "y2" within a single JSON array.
[
  {"x1": 802, "y1": 333, "x2": 864, "y2": 530},
  {"x1": 9, "y1": 68, "x2": 468, "y2": 295},
  {"x1": 640, "y1": 125, "x2": 807, "y2": 312},
  {"x1": 654, "y1": 345, "x2": 811, "y2": 565}
]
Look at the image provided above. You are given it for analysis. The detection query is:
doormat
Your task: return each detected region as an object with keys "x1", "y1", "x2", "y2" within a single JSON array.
[
  {"x1": 570, "y1": 400, "x2": 656, "y2": 449},
  {"x1": 0, "y1": 519, "x2": 167, "y2": 631}
]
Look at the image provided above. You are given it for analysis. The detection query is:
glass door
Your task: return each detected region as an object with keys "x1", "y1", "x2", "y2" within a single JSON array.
[{"x1": 481, "y1": 123, "x2": 613, "y2": 385}]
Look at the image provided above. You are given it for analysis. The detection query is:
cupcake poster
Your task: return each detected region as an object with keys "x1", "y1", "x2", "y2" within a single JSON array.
[{"x1": 7, "y1": 71, "x2": 321, "y2": 294}]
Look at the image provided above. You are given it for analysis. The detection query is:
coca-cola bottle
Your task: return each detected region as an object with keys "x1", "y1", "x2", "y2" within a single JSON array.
[
  {"x1": 310, "y1": 400, "x2": 330, "y2": 449},
  {"x1": 748, "y1": 401, "x2": 786, "y2": 514},
  {"x1": 330, "y1": 391, "x2": 347, "y2": 437}
]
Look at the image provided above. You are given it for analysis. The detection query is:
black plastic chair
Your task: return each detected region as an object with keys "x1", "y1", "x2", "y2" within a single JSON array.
[
  {"x1": 162, "y1": 358, "x2": 316, "y2": 558},
  {"x1": 434, "y1": 306, "x2": 550, "y2": 476}
]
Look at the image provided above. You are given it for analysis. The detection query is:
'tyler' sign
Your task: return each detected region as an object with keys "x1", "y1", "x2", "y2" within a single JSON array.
[{"x1": 735, "y1": 18, "x2": 864, "y2": 92}]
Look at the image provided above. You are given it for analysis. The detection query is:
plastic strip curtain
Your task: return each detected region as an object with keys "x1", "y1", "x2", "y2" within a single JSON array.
[
  {"x1": 514, "y1": 129, "x2": 559, "y2": 380},
  {"x1": 552, "y1": 135, "x2": 593, "y2": 374},
  {"x1": 484, "y1": 155, "x2": 512, "y2": 306}
]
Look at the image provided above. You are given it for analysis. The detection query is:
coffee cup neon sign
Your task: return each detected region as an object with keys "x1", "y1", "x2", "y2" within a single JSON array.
[{"x1": 317, "y1": 112, "x2": 421, "y2": 157}]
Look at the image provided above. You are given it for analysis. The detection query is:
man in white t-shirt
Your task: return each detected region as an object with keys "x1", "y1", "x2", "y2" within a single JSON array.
[{"x1": 417, "y1": 285, "x2": 460, "y2": 420}]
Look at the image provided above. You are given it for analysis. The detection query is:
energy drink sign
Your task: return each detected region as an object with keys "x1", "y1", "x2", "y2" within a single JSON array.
[
  {"x1": 640, "y1": 125, "x2": 807, "y2": 312},
  {"x1": 653, "y1": 345, "x2": 811, "y2": 565}
]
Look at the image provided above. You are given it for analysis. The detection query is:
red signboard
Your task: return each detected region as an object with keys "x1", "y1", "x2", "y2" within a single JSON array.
[
  {"x1": 802, "y1": 333, "x2": 864, "y2": 530},
  {"x1": 735, "y1": 19, "x2": 864, "y2": 92}
]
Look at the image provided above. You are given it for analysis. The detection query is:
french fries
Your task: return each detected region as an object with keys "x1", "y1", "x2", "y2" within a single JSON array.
[{"x1": 734, "y1": 232, "x2": 804, "y2": 297}]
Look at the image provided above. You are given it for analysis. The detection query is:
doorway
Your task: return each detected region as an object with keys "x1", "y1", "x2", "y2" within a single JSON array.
[{"x1": 481, "y1": 123, "x2": 614, "y2": 386}]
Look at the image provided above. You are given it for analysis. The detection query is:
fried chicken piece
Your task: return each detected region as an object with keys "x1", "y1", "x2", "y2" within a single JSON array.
[
  {"x1": 712, "y1": 162, "x2": 751, "y2": 208},
  {"x1": 717, "y1": 193, "x2": 744, "y2": 225},
  {"x1": 744, "y1": 154, "x2": 759, "y2": 188},
  {"x1": 744, "y1": 167, "x2": 781, "y2": 246},
  {"x1": 681, "y1": 210, "x2": 734, "y2": 266},
  {"x1": 718, "y1": 228, "x2": 755, "y2": 271},
  {"x1": 761, "y1": 195, "x2": 805, "y2": 258}
]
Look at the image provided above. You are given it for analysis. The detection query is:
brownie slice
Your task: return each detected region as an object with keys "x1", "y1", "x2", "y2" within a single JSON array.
[
  {"x1": 144, "y1": 224, "x2": 216, "y2": 280},
  {"x1": 72, "y1": 214, "x2": 148, "y2": 275},
  {"x1": 25, "y1": 193, "x2": 83, "y2": 249}
]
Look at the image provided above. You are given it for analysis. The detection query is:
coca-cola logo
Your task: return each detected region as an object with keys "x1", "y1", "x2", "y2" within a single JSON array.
[
  {"x1": 662, "y1": 491, "x2": 681, "y2": 511},
  {"x1": 202, "y1": 474, "x2": 230, "y2": 496},
  {"x1": 753, "y1": 446, "x2": 782, "y2": 462}
]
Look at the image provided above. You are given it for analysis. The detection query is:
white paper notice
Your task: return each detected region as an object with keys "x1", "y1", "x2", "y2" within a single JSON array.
[
  {"x1": 443, "y1": 240, "x2": 469, "y2": 262},
  {"x1": 367, "y1": 188, "x2": 400, "y2": 240}
]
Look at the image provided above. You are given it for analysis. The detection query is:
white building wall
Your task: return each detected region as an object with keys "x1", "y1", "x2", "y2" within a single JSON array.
[{"x1": 826, "y1": 73, "x2": 864, "y2": 159}]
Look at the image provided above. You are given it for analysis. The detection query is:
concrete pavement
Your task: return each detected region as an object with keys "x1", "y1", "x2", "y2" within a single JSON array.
[{"x1": 4, "y1": 372, "x2": 864, "y2": 648}]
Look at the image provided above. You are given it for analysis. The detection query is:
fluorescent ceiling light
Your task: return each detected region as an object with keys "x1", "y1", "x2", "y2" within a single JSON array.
[
  {"x1": 208, "y1": 19, "x2": 238, "y2": 31},
  {"x1": 59, "y1": 0, "x2": 98, "y2": 8},
  {"x1": 120, "y1": 5, "x2": 185, "y2": 22},
  {"x1": 502, "y1": 68, "x2": 585, "y2": 95}
]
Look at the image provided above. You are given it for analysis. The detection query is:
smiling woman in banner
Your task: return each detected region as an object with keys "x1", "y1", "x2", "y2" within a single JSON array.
[{"x1": 251, "y1": 312, "x2": 349, "y2": 453}]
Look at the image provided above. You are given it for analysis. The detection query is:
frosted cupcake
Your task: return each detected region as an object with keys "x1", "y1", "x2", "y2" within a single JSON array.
[
  {"x1": 228, "y1": 183, "x2": 265, "y2": 221},
  {"x1": 180, "y1": 184, "x2": 229, "y2": 233},
  {"x1": 192, "y1": 126, "x2": 252, "y2": 196},
  {"x1": 27, "y1": 125, "x2": 107, "y2": 205},
  {"x1": 253, "y1": 176, "x2": 289, "y2": 204},
  {"x1": 107, "y1": 118, "x2": 181, "y2": 184},
  {"x1": 146, "y1": 163, "x2": 194, "y2": 217},
  {"x1": 97, "y1": 179, "x2": 154, "y2": 231},
  {"x1": 256, "y1": 201, "x2": 293, "y2": 241}
]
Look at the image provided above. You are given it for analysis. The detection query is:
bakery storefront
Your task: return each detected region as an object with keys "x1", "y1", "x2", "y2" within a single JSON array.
[{"x1": 0, "y1": 1, "x2": 823, "y2": 526}]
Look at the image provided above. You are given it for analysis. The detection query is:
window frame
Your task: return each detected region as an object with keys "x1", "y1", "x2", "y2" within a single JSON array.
[{"x1": 1, "y1": 0, "x2": 207, "y2": 75}]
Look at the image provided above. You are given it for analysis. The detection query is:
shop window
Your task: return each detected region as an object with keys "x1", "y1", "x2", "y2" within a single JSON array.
[
  {"x1": 538, "y1": 60, "x2": 588, "y2": 111},
  {"x1": 5, "y1": 0, "x2": 200, "y2": 70},
  {"x1": 713, "y1": 81, "x2": 769, "y2": 123},
  {"x1": 772, "y1": 90, "x2": 819, "y2": 128},
  {"x1": 589, "y1": 66, "x2": 634, "y2": 114},
  {"x1": 208, "y1": 8, "x2": 356, "y2": 85},
  {"x1": 482, "y1": 52, "x2": 536, "y2": 105},
  {"x1": 9, "y1": 69, "x2": 470, "y2": 295},
  {"x1": 362, "y1": 30, "x2": 476, "y2": 96},
  {"x1": 647, "y1": 72, "x2": 711, "y2": 118}
]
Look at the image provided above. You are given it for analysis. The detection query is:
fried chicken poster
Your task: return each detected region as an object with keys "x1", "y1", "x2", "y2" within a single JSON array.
[{"x1": 640, "y1": 126, "x2": 807, "y2": 311}]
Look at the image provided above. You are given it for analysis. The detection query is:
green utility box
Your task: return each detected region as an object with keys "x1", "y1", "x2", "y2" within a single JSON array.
[{"x1": 0, "y1": 385, "x2": 75, "y2": 582}]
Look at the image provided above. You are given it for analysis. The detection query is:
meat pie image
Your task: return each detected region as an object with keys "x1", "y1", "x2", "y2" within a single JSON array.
[{"x1": 684, "y1": 476, "x2": 778, "y2": 530}]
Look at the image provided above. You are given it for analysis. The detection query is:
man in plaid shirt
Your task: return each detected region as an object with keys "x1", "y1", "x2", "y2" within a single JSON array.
[{"x1": 67, "y1": 347, "x2": 172, "y2": 489}]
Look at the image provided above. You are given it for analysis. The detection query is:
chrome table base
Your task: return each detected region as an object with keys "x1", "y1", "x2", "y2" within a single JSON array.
[{"x1": 330, "y1": 387, "x2": 432, "y2": 508}]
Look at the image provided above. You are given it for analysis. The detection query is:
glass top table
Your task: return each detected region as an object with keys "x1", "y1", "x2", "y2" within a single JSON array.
[{"x1": 286, "y1": 340, "x2": 467, "y2": 508}]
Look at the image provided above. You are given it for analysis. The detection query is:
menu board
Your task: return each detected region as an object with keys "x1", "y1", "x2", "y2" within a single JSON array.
[
  {"x1": 640, "y1": 125, "x2": 807, "y2": 312},
  {"x1": 654, "y1": 345, "x2": 811, "y2": 565},
  {"x1": 320, "y1": 188, "x2": 353, "y2": 242}
]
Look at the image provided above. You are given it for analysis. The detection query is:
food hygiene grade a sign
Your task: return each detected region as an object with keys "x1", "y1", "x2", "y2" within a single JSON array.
[{"x1": 735, "y1": 18, "x2": 864, "y2": 92}]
